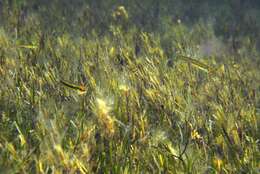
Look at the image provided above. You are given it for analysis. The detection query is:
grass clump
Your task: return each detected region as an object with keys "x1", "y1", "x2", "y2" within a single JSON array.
[{"x1": 0, "y1": 1, "x2": 260, "y2": 173}]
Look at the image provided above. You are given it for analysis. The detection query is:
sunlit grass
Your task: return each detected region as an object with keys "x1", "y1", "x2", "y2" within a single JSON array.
[{"x1": 0, "y1": 2, "x2": 259, "y2": 174}]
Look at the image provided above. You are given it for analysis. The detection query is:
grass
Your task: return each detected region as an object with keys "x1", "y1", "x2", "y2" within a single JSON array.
[{"x1": 0, "y1": 1, "x2": 260, "y2": 173}]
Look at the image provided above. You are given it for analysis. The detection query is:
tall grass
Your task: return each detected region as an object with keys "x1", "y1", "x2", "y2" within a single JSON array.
[{"x1": 0, "y1": 1, "x2": 259, "y2": 173}]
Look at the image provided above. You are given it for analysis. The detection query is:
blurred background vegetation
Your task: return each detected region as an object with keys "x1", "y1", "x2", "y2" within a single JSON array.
[
  {"x1": 1, "y1": 0, "x2": 260, "y2": 61},
  {"x1": 1, "y1": 0, "x2": 260, "y2": 47}
]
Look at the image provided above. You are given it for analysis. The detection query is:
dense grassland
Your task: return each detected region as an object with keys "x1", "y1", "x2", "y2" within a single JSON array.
[{"x1": 0, "y1": 1, "x2": 260, "y2": 173}]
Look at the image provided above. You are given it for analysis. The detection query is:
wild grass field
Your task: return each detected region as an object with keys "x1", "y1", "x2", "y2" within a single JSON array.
[{"x1": 0, "y1": 1, "x2": 260, "y2": 173}]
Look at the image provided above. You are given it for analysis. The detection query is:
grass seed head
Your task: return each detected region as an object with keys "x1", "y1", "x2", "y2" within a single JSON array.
[
  {"x1": 95, "y1": 98, "x2": 115, "y2": 137},
  {"x1": 112, "y1": 6, "x2": 129, "y2": 21}
]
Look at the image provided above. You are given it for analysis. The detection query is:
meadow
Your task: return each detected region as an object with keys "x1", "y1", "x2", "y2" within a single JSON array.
[{"x1": 0, "y1": 1, "x2": 259, "y2": 173}]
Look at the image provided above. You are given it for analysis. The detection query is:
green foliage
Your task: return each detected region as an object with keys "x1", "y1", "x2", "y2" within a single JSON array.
[{"x1": 0, "y1": 1, "x2": 259, "y2": 174}]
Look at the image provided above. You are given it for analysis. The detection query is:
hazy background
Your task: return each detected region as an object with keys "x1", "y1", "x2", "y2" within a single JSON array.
[{"x1": 1, "y1": 0, "x2": 260, "y2": 56}]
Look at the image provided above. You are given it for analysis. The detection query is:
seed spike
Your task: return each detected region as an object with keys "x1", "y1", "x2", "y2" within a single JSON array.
[{"x1": 60, "y1": 80, "x2": 86, "y2": 92}]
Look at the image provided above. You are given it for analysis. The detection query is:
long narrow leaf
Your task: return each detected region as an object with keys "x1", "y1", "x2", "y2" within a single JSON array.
[
  {"x1": 17, "y1": 45, "x2": 38, "y2": 49},
  {"x1": 178, "y1": 55, "x2": 213, "y2": 73}
]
